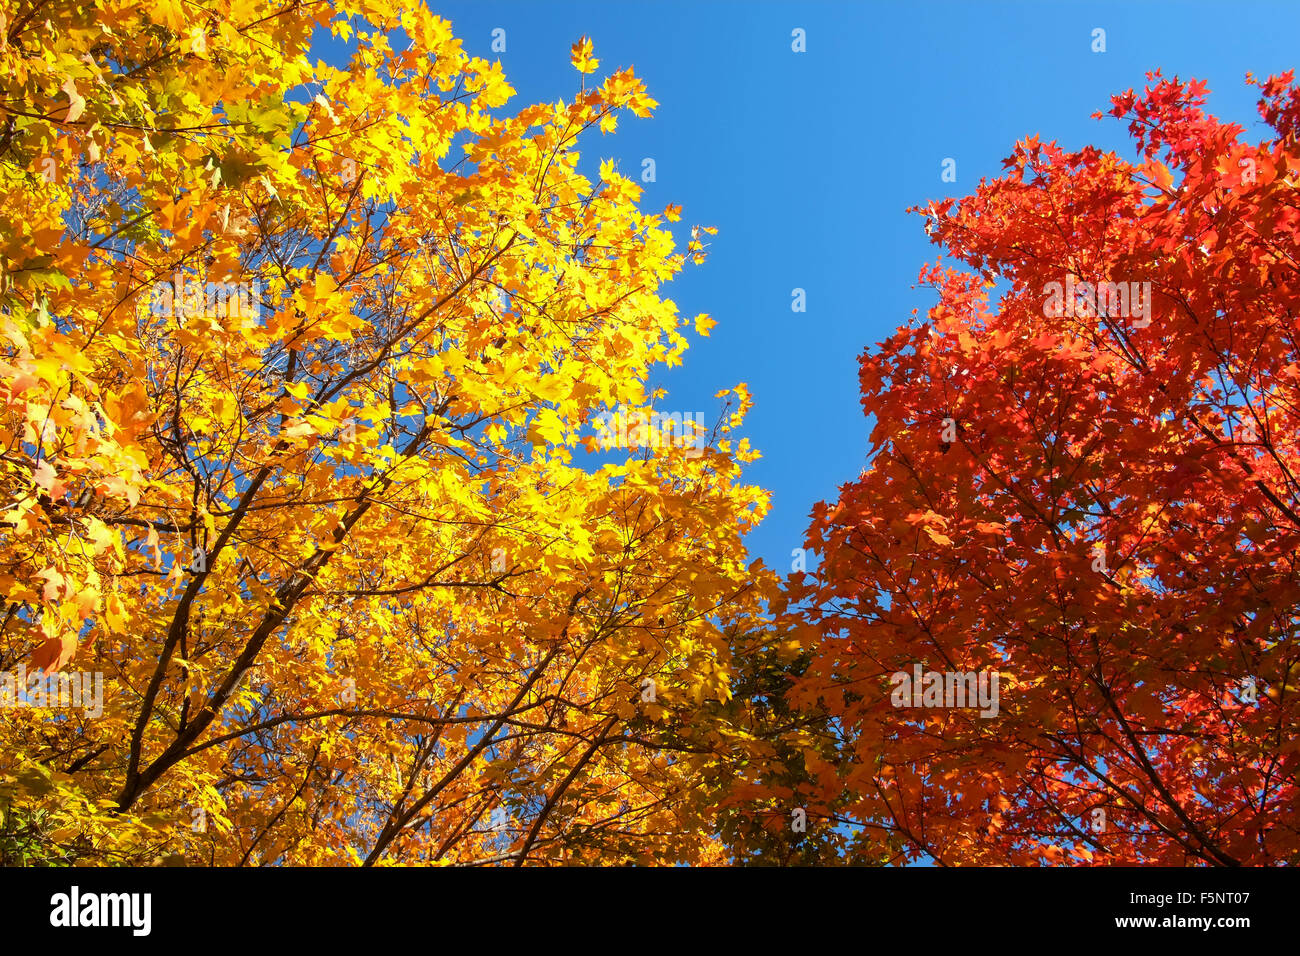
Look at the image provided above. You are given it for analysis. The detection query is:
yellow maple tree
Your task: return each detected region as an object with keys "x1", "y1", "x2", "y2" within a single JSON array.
[{"x1": 0, "y1": 0, "x2": 777, "y2": 865}]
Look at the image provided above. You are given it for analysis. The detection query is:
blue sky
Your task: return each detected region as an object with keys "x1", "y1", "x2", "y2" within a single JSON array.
[{"x1": 407, "y1": 0, "x2": 1300, "y2": 573}]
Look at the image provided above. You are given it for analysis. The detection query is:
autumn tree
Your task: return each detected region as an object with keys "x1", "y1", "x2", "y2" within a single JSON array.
[
  {"x1": 0, "y1": 0, "x2": 777, "y2": 865},
  {"x1": 781, "y1": 72, "x2": 1300, "y2": 866}
]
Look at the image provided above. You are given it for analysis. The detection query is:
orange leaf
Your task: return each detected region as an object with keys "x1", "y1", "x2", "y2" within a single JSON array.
[{"x1": 30, "y1": 634, "x2": 77, "y2": 673}]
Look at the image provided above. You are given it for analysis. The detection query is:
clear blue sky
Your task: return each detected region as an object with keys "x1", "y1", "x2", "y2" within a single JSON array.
[{"x1": 379, "y1": 0, "x2": 1300, "y2": 572}]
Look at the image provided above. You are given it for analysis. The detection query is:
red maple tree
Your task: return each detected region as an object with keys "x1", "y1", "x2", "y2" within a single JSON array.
[{"x1": 781, "y1": 72, "x2": 1300, "y2": 866}]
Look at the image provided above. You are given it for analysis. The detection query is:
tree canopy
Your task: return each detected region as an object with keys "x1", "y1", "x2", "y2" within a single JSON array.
[
  {"x1": 780, "y1": 71, "x2": 1300, "y2": 866},
  {"x1": 2, "y1": 0, "x2": 1297, "y2": 867},
  {"x1": 1, "y1": 0, "x2": 778, "y2": 865}
]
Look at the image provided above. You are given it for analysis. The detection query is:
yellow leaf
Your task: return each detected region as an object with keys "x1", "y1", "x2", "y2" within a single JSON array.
[
  {"x1": 61, "y1": 76, "x2": 85, "y2": 124},
  {"x1": 570, "y1": 36, "x2": 600, "y2": 74},
  {"x1": 922, "y1": 526, "x2": 954, "y2": 546}
]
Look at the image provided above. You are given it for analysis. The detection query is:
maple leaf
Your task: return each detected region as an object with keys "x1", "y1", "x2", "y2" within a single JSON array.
[
  {"x1": 30, "y1": 634, "x2": 77, "y2": 673},
  {"x1": 570, "y1": 36, "x2": 600, "y2": 74},
  {"x1": 32, "y1": 459, "x2": 61, "y2": 496},
  {"x1": 61, "y1": 76, "x2": 85, "y2": 124},
  {"x1": 921, "y1": 526, "x2": 954, "y2": 547}
]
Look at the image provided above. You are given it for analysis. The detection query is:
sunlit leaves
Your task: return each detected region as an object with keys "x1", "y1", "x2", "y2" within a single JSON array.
[
  {"x1": 0, "y1": 0, "x2": 771, "y2": 867},
  {"x1": 783, "y1": 72, "x2": 1300, "y2": 867}
]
